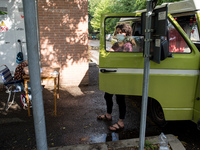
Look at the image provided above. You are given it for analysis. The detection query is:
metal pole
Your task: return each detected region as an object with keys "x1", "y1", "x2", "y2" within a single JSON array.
[
  {"x1": 35, "y1": 0, "x2": 41, "y2": 67},
  {"x1": 22, "y1": 0, "x2": 48, "y2": 150},
  {"x1": 139, "y1": 0, "x2": 153, "y2": 149}
]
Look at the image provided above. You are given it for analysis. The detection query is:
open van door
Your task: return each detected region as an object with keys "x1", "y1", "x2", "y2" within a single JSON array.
[
  {"x1": 99, "y1": 12, "x2": 200, "y2": 124},
  {"x1": 99, "y1": 13, "x2": 144, "y2": 96}
]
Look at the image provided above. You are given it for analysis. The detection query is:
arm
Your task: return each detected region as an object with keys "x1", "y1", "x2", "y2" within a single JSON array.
[
  {"x1": 109, "y1": 42, "x2": 119, "y2": 52},
  {"x1": 24, "y1": 66, "x2": 29, "y2": 75}
]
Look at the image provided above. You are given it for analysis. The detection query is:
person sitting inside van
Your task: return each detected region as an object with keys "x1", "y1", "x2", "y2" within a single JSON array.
[{"x1": 109, "y1": 23, "x2": 133, "y2": 52}]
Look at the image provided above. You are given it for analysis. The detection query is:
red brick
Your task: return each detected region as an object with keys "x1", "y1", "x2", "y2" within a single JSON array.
[{"x1": 38, "y1": 0, "x2": 89, "y2": 87}]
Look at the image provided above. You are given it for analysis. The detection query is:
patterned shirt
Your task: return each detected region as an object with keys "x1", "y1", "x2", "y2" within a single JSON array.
[{"x1": 14, "y1": 61, "x2": 28, "y2": 80}]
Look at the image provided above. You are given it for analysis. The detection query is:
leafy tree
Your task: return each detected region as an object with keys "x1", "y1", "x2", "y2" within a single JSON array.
[
  {"x1": 105, "y1": 18, "x2": 120, "y2": 34},
  {"x1": 110, "y1": 0, "x2": 136, "y2": 13},
  {"x1": 88, "y1": 0, "x2": 101, "y2": 33},
  {"x1": 105, "y1": 0, "x2": 137, "y2": 33},
  {"x1": 132, "y1": 0, "x2": 146, "y2": 10},
  {"x1": 88, "y1": 0, "x2": 183, "y2": 34},
  {"x1": 88, "y1": 0, "x2": 100, "y2": 17},
  {"x1": 90, "y1": 0, "x2": 112, "y2": 32},
  {"x1": 131, "y1": 0, "x2": 183, "y2": 10},
  {"x1": 157, "y1": 0, "x2": 182, "y2": 5}
]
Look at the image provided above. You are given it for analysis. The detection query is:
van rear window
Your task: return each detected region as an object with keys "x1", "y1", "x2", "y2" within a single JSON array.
[{"x1": 175, "y1": 15, "x2": 200, "y2": 42}]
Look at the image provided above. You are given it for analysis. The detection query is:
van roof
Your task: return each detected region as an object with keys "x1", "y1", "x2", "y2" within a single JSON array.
[
  {"x1": 134, "y1": 0, "x2": 200, "y2": 14},
  {"x1": 120, "y1": 0, "x2": 200, "y2": 22},
  {"x1": 168, "y1": 0, "x2": 200, "y2": 14}
]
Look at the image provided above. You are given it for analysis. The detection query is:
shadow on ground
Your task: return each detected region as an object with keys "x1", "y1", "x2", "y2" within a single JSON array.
[
  {"x1": 0, "y1": 62, "x2": 161, "y2": 149},
  {"x1": 0, "y1": 64, "x2": 200, "y2": 150},
  {"x1": 0, "y1": 84, "x2": 159, "y2": 149}
]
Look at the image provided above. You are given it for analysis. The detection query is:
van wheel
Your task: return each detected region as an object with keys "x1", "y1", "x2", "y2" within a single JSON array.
[{"x1": 149, "y1": 99, "x2": 166, "y2": 127}]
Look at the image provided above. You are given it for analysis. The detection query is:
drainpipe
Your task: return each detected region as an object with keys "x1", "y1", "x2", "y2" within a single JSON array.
[{"x1": 22, "y1": 0, "x2": 48, "y2": 150}]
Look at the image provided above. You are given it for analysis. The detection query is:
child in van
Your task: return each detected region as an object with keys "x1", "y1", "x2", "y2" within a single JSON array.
[
  {"x1": 97, "y1": 23, "x2": 133, "y2": 131},
  {"x1": 109, "y1": 23, "x2": 133, "y2": 52}
]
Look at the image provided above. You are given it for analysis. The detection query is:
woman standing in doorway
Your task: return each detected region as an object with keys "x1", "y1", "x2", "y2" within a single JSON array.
[{"x1": 97, "y1": 23, "x2": 133, "y2": 131}]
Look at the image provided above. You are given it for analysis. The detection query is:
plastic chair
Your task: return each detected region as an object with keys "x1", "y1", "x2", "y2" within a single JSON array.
[{"x1": 0, "y1": 65, "x2": 24, "y2": 111}]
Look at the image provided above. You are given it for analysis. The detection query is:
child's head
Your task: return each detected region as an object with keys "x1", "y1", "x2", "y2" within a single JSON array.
[{"x1": 114, "y1": 23, "x2": 132, "y2": 36}]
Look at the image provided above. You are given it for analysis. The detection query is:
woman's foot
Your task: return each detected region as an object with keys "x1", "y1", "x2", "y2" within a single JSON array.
[
  {"x1": 97, "y1": 113, "x2": 112, "y2": 121},
  {"x1": 109, "y1": 120, "x2": 124, "y2": 131}
]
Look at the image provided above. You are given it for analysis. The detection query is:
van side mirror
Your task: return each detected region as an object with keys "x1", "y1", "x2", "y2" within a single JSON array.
[
  {"x1": 151, "y1": 38, "x2": 172, "y2": 64},
  {"x1": 161, "y1": 40, "x2": 169, "y2": 60},
  {"x1": 161, "y1": 40, "x2": 173, "y2": 60}
]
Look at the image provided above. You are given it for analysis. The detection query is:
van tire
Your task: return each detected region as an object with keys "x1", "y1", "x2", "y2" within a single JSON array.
[{"x1": 148, "y1": 98, "x2": 167, "y2": 127}]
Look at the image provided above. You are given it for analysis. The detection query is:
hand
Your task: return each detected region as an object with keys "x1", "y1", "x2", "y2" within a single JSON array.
[
  {"x1": 24, "y1": 66, "x2": 29, "y2": 75},
  {"x1": 109, "y1": 48, "x2": 115, "y2": 52}
]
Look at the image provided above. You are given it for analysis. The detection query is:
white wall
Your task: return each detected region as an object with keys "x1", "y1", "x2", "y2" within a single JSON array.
[{"x1": 0, "y1": 0, "x2": 27, "y2": 77}]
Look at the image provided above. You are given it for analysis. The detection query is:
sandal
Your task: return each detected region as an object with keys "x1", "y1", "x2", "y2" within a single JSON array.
[
  {"x1": 109, "y1": 123, "x2": 124, "y2": 131},
  {"x1": 97, "y1": 114, "x2": 112, "y2": 121}
]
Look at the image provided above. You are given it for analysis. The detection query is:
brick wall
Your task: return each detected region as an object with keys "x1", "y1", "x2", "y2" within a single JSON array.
[{"x1": 37, "y1": 0, "x2": 89, "y2": 87}]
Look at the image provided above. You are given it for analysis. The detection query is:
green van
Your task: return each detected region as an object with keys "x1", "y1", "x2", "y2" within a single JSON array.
[{"x1": 99, "y1": 0, "x2": 200, "y2": 127}]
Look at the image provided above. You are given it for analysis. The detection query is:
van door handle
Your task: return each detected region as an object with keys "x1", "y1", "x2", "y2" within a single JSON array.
[{"x1": 100, "y1": 69, "x2": 117, "y2": 73}]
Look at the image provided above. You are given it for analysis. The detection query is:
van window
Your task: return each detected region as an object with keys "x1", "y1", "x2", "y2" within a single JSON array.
[
  {"x1": 105, "y1": 17, "x2": 144, "y2": 52},
  {"x1": 106, "y1": 35, "x2": 144, "y2": 52},
  {"x1": 176, "y1": 15, "x2": 200, "y2": 42},
  {"x1": 132, "y1": 22, "x2": 142, "y2": 36},
  {"x1": 105, "y1": 16, "x2": 193, "y2": 53},
  {"x1": 168, "y1": 20, "x2": 191, "y2": 53}
]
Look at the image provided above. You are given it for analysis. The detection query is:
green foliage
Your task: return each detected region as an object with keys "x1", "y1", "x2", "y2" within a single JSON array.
[
  {"x1": 110, "y1": 0, "x2": 136, "y2": 13},
  {"x1": 144, "y1": 140, "x2": 158, "y2": 150},
  {"x1": 88, "y1": 0, "x2": 100, "y2": 17},
  {"x1": 88, "y1": 0, "x2": 100, "y2": 33},
  {"x1": 132, "y1": 0, "x2": 147, "y2": 11},
  {"x1": 157, "y1": 0, "x2": 183, "y2": 5},
  {"x1": 96, "y1": 33, "x2": 100, "y2": 40},
  {"x1": 0, "y1": 11, "x2": 7, "y2": 15},
  {"x1": 90, "y1": 0, "x2": 112, "y2": 31},
  {"x1": 105, "y1": 18, "x2": 120, "y2": 34},
  {"x1": 88, "y1": 23, "x2": 94, "y2": 33},
  {"x1": 88, "y1": 0, "x2": 183, "y2": 34}
]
